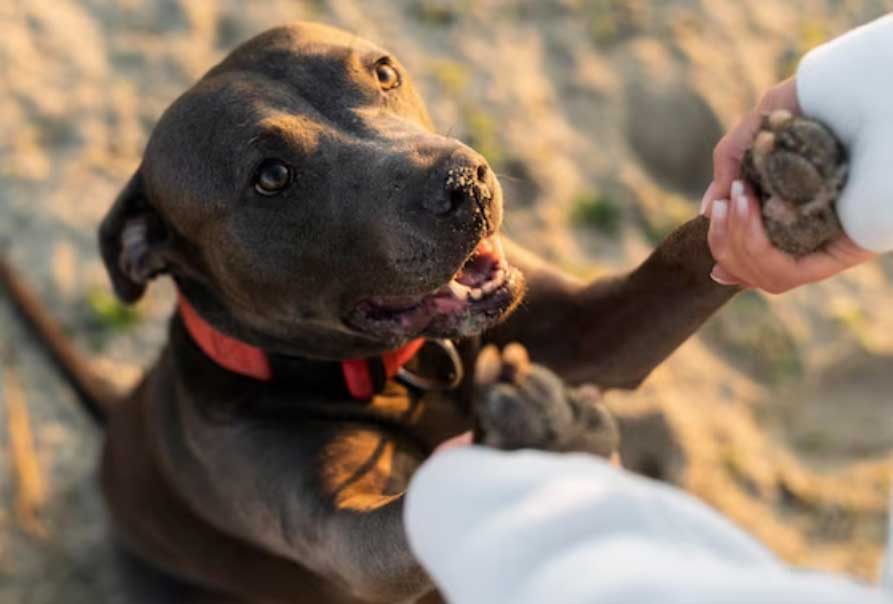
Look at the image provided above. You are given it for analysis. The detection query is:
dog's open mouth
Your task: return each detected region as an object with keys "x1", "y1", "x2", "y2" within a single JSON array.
[{"x1": 349, "y1": 234, "x2": 523, "y2": 342}]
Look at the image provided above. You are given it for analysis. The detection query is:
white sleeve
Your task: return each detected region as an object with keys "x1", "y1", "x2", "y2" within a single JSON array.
[
  {"x1": 796, "y1": 15, "x2": 893, "y2": 253},
  {"x1": 405, "y1": 447, "x2": 892, "y2": 604}
]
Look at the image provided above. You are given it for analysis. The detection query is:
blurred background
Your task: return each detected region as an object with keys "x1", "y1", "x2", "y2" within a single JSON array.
[{"x1": 1, "y1": 0, "x2": 892, "y2": 601}]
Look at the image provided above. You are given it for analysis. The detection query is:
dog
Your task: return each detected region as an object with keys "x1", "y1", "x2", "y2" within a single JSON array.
[{"x1": 0, "y1": 22, "x2": 737, "y2": 604}]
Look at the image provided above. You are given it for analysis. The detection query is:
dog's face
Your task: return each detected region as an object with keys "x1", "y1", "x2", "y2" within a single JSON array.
[{"x1": 99, "y1": 23, "x2": 524, "y2": 358}]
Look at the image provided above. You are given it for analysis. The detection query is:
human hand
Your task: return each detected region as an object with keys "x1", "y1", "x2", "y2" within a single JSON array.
[{"x1": 701, "y1": 79, "x2": 875, "y2": 293}]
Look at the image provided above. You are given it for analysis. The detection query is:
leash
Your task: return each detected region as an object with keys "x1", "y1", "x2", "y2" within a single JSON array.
[{"x1": 177, "y1": 293, "x2": 463, "y2": 399}]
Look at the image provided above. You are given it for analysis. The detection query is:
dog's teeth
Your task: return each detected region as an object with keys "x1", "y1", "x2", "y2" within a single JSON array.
[
  {"x1": 448, "y1": 280, "x2": 470, "y2": 301},
  {"x1": 481, "y1": 270, "x2": 507, "y2": 295},
  {"x1": 470, "y1": 288, "x2": 483, "y2": 301}
]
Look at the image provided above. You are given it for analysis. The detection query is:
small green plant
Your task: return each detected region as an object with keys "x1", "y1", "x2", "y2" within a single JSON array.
[
  {"x1": 777, "y1": 20, "x2": 831, "y2": 79},
  {"x1": 829, "y1": 299, "x2": 879, "y2": 352},
  {"x1": 582, "y1": 0, "x2": 647, "y2": 47},
  {"x1": 570, "y1": 192, "x2": 622, "y2": 237},
  {"x1": 429, "y1": 59, "x2": 471, "y2": 97},
  {"x1": 411, "y1": 0, "x2": 472, "y2": 26},
  {"x1": 86, "y1": 287, "x2": 140, "y2": 331}
]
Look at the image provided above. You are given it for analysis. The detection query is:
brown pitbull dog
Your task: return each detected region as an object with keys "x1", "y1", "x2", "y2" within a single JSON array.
[{"x1": 0, "y1": 22, "x2": 737, "y2": 604}]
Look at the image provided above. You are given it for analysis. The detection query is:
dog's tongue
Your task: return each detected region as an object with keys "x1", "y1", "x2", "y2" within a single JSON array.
[
  {"x1": 455, "y1": 237, "x2": 503, "y2": 287},
  {"x1": 431, "y1": 295, "x2": 466, "y2": 314}
]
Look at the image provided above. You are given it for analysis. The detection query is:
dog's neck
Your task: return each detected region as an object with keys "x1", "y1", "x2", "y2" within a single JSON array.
[{"x1": 175, "y1": 290, "x2": 424, "y2": 400}]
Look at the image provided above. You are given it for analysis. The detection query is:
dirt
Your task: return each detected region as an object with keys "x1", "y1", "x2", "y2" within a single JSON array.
[{"x1": 1, "y1": 1, "x2": 891, "y2": 601}]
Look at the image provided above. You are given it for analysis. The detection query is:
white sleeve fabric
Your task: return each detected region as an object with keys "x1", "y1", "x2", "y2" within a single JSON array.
[
  {"x1": 405, "y1": 447, "x2": 891, "y2": 604},
  {"x1": 796, "y1": 14, "x2": 893, "y2": 253}
]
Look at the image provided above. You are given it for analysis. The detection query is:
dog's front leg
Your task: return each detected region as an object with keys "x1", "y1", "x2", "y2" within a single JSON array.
[
  {"x1": 156, "y1": 416, "x2": 434, "y2": 604},
  {"x1": 323, "y1": 493, "x2": 431, "y2": 603},
  {"x1": 486, "y1": 217, "x2": 737, "y2": 389}
]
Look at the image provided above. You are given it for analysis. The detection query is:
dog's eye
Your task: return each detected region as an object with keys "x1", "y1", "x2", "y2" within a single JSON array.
[
  {"x1": 375, "y1": 61, "x2": 401, "y2": 91},
  {"x1": 254, "y1": 159, "x2": 291, "y2": 196}
]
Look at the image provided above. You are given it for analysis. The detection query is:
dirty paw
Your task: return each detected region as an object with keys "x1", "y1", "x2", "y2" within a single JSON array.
[
  {"x1": 743, "y1": 110, "x2": 847, "y2": 256},
  {"x1": 471, "y1": 343, "x2": 619, "y2": 458}
]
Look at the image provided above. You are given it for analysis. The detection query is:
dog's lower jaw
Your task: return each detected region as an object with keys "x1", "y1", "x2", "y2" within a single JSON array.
[
  {"x1": 347, "y1": 266, "x2": 525, "y2": 346},
  {"x1": 347, "y1": 233, "x2": 526, "y2": 345}
]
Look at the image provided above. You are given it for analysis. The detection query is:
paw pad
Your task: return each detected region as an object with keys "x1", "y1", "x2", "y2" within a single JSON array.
[
  {"x1": 472, "y1": 344, "x2": 619, "y2": 458},
  {"x1": 743, "y1": 110, "x2": 847, "y2": 255}
]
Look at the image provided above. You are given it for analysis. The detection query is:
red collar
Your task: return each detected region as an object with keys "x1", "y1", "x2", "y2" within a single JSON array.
[{"x1": 177, "y1": 294, "x2": 425, "y2": 400}]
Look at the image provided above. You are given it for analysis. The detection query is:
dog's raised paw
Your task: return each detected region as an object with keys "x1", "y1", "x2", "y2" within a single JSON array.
[
  {"x1": 743, "y1": 110, "x2": 847, "y2": 256},
  {"x1": 471, "y1": 344, "x2": 619, "y2": 458}
]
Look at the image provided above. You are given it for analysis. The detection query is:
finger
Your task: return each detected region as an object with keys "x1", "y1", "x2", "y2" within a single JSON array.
[
  {"x1": 714, "y1": 181, "x2": 754, "y2": 279},
  {"x1": 822, "y1": 235, "x2": 877, "y2": 266},
  {"x1": 727, "y1": 182, "x2": 789, "y2": 290},
  {"x1": 707, "y1": 199, "x2": 734, "y2": 278},
  {"x1": 757, "y1": 78, "x2": 801, "y2": 114},
  {"x1": 728, "y1": 181, "x2": 753, "y2": 259},
  {"x1": 739, "y1": 189, "x2": 774, "y2": 260},
  {"x1": 713, "y1": 113, "x2": 761, "y2": 194},
  {"x1": 795, "y1": 236, "x2": 877, "y2": 283},
  {"x1": 718, "y1": 182, "x2": 766, "y2": 287},
  {"x1": 707, "y1": 199, "x2": 729, "y2": 256},
  {"x1": 726, "y1": 179, "x2": 824, "y2": 294},
  {"x1": 700, "y1": 181, "x2": 718, "y2": 216},
  {"x1": 713, "y1": 79, "x2": 800, "y2": 199},
  {"x1": 752, "y1": 230, "x2": 873, "y2": 292}
]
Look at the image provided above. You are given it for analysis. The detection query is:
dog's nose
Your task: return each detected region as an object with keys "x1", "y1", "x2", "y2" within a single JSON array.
[{"x1": 424, "y1": 148, "x2": 493, "y2": 216}]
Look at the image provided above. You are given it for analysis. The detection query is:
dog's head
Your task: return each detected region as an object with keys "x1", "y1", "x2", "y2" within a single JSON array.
[{"x1": 99, "y1": 22, "x2": 524, "y2": 359}]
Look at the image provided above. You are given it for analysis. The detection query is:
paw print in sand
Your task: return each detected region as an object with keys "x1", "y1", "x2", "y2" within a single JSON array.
[
  {"x1": 472, "y1": 343, "x2": 619, "y2": 459},
  {"x1": 743, "y1": 110, "x2": 847, "y2": 256}
]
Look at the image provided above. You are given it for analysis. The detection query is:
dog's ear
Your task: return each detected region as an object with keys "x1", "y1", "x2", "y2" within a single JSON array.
[{"x1": 98, "y1": 171, "x2": 168, "y2": 303}]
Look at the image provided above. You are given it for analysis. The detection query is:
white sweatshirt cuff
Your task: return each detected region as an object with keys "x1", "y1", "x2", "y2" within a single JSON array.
[{"x1": 797, "y1": 15, "x2": 893, "y2": 253}]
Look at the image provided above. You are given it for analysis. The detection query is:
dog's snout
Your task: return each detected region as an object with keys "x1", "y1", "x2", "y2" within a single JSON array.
[{"x1": 423, "y1": 148, "x2": 493, "y2": 217}]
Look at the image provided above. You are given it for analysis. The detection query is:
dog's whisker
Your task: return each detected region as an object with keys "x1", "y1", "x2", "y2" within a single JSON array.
[{"x1": 494, "y1": 173, "x2": 526, "y2": 184}]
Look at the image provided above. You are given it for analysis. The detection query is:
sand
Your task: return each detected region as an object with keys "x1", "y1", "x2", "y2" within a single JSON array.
[{"x1": 1, "y1": 0, "x2": 891, "y2": 601}]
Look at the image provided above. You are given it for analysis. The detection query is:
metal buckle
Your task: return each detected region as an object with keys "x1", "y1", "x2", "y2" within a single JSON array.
[{"x1": 396, "y1": 339, "x2": 463, "y2": 392}]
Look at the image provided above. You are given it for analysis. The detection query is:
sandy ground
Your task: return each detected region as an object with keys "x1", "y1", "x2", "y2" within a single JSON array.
[{"x1": 1, "y1": 0, "x2": 892, "y2": 601}]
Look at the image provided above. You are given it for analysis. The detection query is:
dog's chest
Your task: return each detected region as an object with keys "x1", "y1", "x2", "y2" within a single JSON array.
[
  {"x1": 365, "y1": 381, "x2": 472, "y2": 451},
  {"x1": 365, "y1": 338, "x2": 479, "y2": 449}
]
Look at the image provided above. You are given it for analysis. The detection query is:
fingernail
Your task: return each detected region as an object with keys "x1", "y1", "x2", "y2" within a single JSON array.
[
  {"x1": 699, "y1": 196, "x2": 711, "y2": 216},
  {"x1": 710, "y1": 265, "x2": 737, "y2": 286},
  {"x1": 731, "y1": 180, "x2": 745, "y2": 199},
  {"x1": 735, "y1": 194, "x2": 749, "y2": 219},
  {"x1": 699, "y1": 183, "x2": 715, "y2": 215},
  {"x1": 712, "y1": 199, "x2": 728, "y2": 222}
]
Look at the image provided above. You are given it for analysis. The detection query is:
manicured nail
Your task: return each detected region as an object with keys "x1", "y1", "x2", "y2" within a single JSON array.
[
  {"x1": 712, "y1": 199, "x2": 728, "y2": 223},
  {"x1": 731, "y1": 180, "x2": 745, "y2": 199},
  {"x1": 710, "y1": 265, "x2": 737, "y2": 286},
  {"x1": 700, "y1": 183, "x2": 715, "y2": 215},
  {"x1": 735, "y1": 193, "x2": 749, "y2": 219}
]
